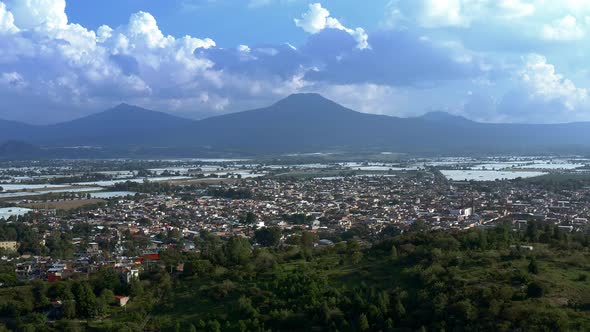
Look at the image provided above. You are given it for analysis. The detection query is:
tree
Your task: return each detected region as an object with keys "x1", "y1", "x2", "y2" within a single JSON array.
[
  {"x1": 300, "y1": 232, "x2": 317, "y2": 250},
  {"x1": 31, "y1": 280, "x2": 49, "y2": 309},
  {"x1": 72, "y1": 282, "x2": 97, "y2": 318},
  {"x1": 452, "y1": 299, "x2": 477, "y2": 321},
  {"x1": 358, "y1": 313, "x2": 369, "y2": 331},
  {"x1": 527, "y1": 281, "x2": 545, "y2": 298},
  {"x1": 526, "y1": 222, "x2": 539, "y2": 242},
  {"x1": 254, "y1": 251, "x2": 277, "y2": 271},
  {"x1": 224, "y1": 236, "x2": 252, "y2": 265},
  {"x1": 390, "y1": 245, "x2": 398, "y2": 260},
  {"x1": 183, "y1": 261, "x2": 196, "y2": 277},
  {"x1": 129, "y1": 279, "x2": 144, "y2": 297},
  {"x1": 92, "y1": 267, "x2": 121, "y2": 294},
  {"x1": 61, "y1": 285, "x2": 76, "y2": 319},
  {"x1": 99, "y1": 289, "x2": 115, "y2": 306},
  {"x1": 528, "y1": 257, "x2": 539, "y2": 274},
  {"x1": 254, "y1": 227, "x2": 282, "y2": 247},
  {"x1": 385, "y1": 318, "x2": 394, "y2": 331},
  {"x1": 208, "y1": 320, "x2": 221, "y2": 332},
  {"x1": 347, "y1": 240, "x2": 362, "y2": 264}
]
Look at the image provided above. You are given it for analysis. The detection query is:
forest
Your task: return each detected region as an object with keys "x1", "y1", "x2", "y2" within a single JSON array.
[{"x1": 0, "y1": 221, "x2": 589, "y2": 331}]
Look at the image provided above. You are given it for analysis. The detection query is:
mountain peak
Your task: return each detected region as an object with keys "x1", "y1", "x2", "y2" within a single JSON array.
[
  {"x1": 419, "y1": 111, "x2": 474, "y2": 124},
  {"x1": 270, "y1": 93, "x2": 357, "y2": 116},
  {"x1": 109, "y1": 103, "x2": 147, "y2": 113},
  {"x1": 274, "y1": 93, "x2": 332, "y2": 106}
]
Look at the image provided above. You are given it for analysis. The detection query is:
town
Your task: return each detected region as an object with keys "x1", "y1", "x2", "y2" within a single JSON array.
[{"x1": 1, "y1": 158, "x2": 589, "y2": 286}]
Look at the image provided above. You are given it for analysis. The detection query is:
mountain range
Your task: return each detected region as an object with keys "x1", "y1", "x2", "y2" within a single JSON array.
[{"x1": 2, "y1": 93, "x2": 590, "y2": 158}]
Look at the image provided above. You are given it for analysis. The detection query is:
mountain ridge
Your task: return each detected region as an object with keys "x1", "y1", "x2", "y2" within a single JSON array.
[{"x1": 2, "y1": 93, "x2": 590, "y2": 157}]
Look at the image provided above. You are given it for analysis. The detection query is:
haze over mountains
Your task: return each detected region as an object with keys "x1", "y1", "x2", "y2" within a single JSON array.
[{"x1": 2, "y1": 93, "x2": 590, "y2": 158}]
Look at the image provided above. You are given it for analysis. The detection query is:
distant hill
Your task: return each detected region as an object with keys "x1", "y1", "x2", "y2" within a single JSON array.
[
  {"x1": 2, "y1": 94, "x2": 590, "y2": 157},
  {"x1": 0, "y1": 120, "x2": 37, "y2": 142},
  {"x1": 418, "y1": 111, "x2": 475, "y2": 126},
  {"x1": 41, "y1": 103, "x2": 194, "y2": 145},
  {"x1": 0, "y1": 140, "x2": 44, "y2": 159}
]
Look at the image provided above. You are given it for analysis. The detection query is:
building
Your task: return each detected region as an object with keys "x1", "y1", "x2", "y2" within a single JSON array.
[
  {"x1": 114, "y1": 296, "x2": 130, "y2": 307},
  {"x1": 0, "y1": 241, "x2": 18, "y2": 251},
  {"x1": 124, "y1": 268, "x2": 140, "y2": 284}
]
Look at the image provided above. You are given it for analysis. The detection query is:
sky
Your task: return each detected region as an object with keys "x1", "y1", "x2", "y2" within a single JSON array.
[{"x1": 0, "y1": 0, "x2": 589, "y2": 124}]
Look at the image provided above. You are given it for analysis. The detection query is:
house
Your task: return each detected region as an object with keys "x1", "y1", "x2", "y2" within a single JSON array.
[
  {"x1": 124, "y1": 268, "x2": 140, "y2": 284},
  {"x1": 114, "y1": 295, "x2": 130, "y2": 307},
  {"x1": 87, "y1": 242, "x2": 100, "y2": 253},
  {"x1": 0, "y1": 241, "x2": 18, "y2": 251},
  {"x1": 47, "y1": 268, "x2": 64, "y2": 282}
]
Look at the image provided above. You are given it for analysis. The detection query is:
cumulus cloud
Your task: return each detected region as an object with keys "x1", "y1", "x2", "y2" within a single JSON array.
[
  {"x1": 0, "y1": 71, "x2": 25, "y2": 88},
  {"x1": 0, "y1": 2, "x2": 17, "y2": 33},
  {"x1": 541, "y1": 15, "x2": 585, "y2": 41},
  {"x1": 303, "y1": 29, "x2": 489, "y2": 86},
  {"x1": 1, "y1": 0, "x2": 590, "y2": 124},
  {"x1": 0, "y1": 0, "x2": 237, "y2": 122},
  {"x1": 390, "y1": 0, "x2": 535, "y2": 28},
  {"x1": 520, "y1": 54, "x2": 587, "y2": 110},
  {"x1": 8, "y1": 0, "x2": 68, "y2": 30},
  {"x1": 295, "y1": 3, "x2": 369, "y2": 49},
  {"x1": 470, "y1": 54, "x2": 590, "y2": 123}
]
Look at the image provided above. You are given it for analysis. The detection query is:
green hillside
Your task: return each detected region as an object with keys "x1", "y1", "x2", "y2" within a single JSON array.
[{"x1": 1, "y1": 223, "x2": 590, "y2": 331}]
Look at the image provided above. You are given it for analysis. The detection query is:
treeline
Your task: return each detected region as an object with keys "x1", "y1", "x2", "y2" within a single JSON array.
[
  {"x1": 523, "y1": 173, "x2": 590, "y2": 191},
  {"x1": 109, "y1": 180, "x2": 199, "y2": 194},
  {"x1": 1, "y1": 222, "x2": 589, "y2": 331},
  {"x1": 48, "y1": 173, "x2": 111, "y2": 185},
  {"x1": 0, "y1": 266, "x2": 163, "y2": 331},
  {"x1": 139, "y1": 223, "x2": 590, "y2": 331},
  {"x1": 208, "y1": 188, "x2": 253, "y2": 199}
]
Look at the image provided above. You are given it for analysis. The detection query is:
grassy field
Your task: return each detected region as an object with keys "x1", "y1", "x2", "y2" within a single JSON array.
[
  {"x1": 164, "y1": 178, "x2": 238, "y2": 185},
  {"x1": 20, "y1": 198, "x2": 106, "y2": 210}
]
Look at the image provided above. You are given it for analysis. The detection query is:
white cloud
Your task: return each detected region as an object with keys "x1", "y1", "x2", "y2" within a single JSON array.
[
  {"x1": 520, "y1": 54, "x2": 587, "y2": 110},
  {"x1": 391, "y1": 0, "x2": 535, "y2": 28},
  {"x1": 0, "y1": 0, "x2": 239, "y2": 121},
  {"x1": 6, "y1": 0, "x2": 67, "y2": 30},
  {"x1": 419, "y1": 0, "x2": 467, "y2": 27},
  {"x1": 541, "y1": 15, "x2": 585, "y2": 41},
  {"x1": 493, "y1": 0, "x2": 535, "y2": 19},
  {"x1": 318, "y1": 83, "x2": 409, "y2": 115},
  {"x1": 295, "y1": 3, "x2": 369, "y2": 49},
  {"x1": 0, "y1": 71, "x2": 25, "y2": 88},
  {"x1": 238, "y1": 44, "x2": 251, "y2": 53},
  {"x1": 0, "y1": 2, "x2": 18, "y2": 33}
]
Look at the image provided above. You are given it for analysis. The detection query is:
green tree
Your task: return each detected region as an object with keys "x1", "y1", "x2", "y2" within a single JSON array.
[
  {"x1": 452, "y1": 299, "x2": 477, "y2": 321},
  {"x1": 527, "y1": 281, "x2": 545, "y2": 298},
  {"x1": 390, "y1": 245, "x2": 398, "y2": 260},
  {"x1": 347, "y1": 240, "x2": 362, "y2": 264},
  {"x1": 528, "y1": 257, "x2": 539, "y2": 274},
  {"x1": 129, "y1": 279, "x2": 144, "y2": 297},
  {"x1": 224, "y1": 236, "x2": 251, "y2": 265},
  {"x1": 359, "y1": 313, "x2": 369, "y2": 331},
  {"x1": 254, "y1": 227, "x2": 282, "y2": 247},
  {"x1": 31, "y1": 280, "x2": 49, "y2": 309},
  {"x1": 72, "y1": 282, "x2": 97, "y2": 318}
]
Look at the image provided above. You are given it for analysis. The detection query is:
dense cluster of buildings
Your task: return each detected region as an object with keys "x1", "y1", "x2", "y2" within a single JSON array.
[{"x1": 5, "y1": 169, "x2": 590, "y2": 282}]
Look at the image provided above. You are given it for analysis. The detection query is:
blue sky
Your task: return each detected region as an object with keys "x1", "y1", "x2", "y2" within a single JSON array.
[{"x1": 0, "y1": 0, "x2": 589, "y2": 124}]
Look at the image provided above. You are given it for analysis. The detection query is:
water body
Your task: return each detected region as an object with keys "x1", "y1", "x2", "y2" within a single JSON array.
[
  {"x1": 441, "y1": 170, "x2": 546, "y2": 181},
  {"x1": 90, "y1": 191, "x2": 137, "y2": 199},
  {"x1": 74, "y1": 176, "x2": 192, "y2": 186},
  {"x1": 0, "y1": 187, "x2": 103, "y2": 199},
  {"x1": 0, "y1": 207, "x2": 33, "y2": 220}
]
